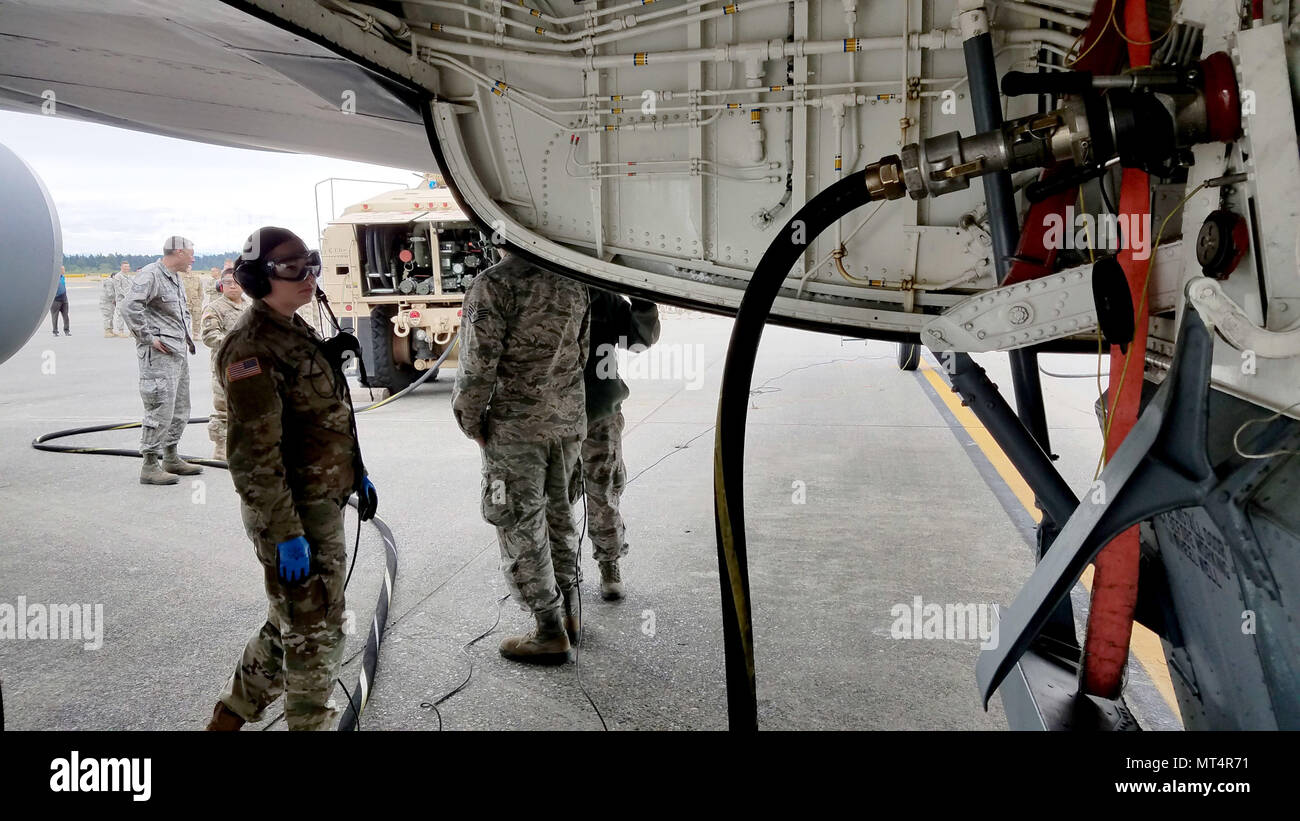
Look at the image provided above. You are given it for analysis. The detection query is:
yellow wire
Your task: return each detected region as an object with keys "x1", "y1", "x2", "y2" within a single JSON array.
[
  {"x1": 1079, "y1": 187, "x2": 1095, "y2": 265},
  {"x1": 1110, "y1": 0, "x2": 1181, "y2": 50},
  {"x1": 1097, "y1": 324, "x2": 1108, "y2": 437},
  {"x1": 1067, "y1": 0, "x2": 1118, "y2": 67},
  {"x1": 1093, "y1": 180, "x2": 1208, "y2": 478}
]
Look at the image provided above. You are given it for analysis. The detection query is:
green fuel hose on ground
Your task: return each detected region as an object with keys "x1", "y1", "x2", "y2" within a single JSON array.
[{"x1": 713, "y1": 167, "x2": 886, "y2": 731}]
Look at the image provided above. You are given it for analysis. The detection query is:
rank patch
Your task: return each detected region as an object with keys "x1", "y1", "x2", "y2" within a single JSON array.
[{"x1": 466, "y1": 303, "x2": 490, "y2": 324}]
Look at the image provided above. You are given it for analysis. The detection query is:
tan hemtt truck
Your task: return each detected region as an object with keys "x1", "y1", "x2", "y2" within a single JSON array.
[{"x1": 318, "y1": 173, "x2": 499, "y2": 392}]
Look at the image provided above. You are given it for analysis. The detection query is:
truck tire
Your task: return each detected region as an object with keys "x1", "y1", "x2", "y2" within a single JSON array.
[
  {"x1": 366, "y1": 306, "x2": 419, "y2": 392},
  {"x1": 897, "y1": 342, "x2": 921, "y2": 371}
]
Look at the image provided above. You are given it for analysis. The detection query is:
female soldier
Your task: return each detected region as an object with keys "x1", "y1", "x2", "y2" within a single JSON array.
[{"x1": 204, "y1": 227, "x2": 376, "y2": 731}]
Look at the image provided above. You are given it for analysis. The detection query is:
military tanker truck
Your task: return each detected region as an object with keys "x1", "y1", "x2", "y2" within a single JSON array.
[{"x1": 318, "y1": 174, "x2": 499, "y2": 392}]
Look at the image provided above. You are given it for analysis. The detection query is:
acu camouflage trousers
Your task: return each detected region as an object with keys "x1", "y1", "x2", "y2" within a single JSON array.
[
  {"x1": 480, "y1": 435, "x2": 583, "y2": 614},
  {"x1": 582, "y1": 409, "x2": 629, "y2": 563},
  {"x1": 218, "y1": 499, "x2": 347, "y2": 731}
]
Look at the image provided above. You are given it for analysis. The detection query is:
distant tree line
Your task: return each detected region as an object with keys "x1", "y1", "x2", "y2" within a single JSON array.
[{"x1": 61, "y1": 253, "x2": 239, "y2": 274}]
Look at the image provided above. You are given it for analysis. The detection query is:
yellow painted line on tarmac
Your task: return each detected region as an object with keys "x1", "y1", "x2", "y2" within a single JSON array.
[
  {"x1": 917, "y1": 359, "x2": 1182, "y2": 721},
  {"x1": 919, "y1": 364, "x2": 1042, "y2": 523}
]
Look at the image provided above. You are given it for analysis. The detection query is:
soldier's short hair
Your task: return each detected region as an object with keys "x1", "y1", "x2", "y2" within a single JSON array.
[{"x1": 163, "y1": 235, "x2": 194, "y2": 254}]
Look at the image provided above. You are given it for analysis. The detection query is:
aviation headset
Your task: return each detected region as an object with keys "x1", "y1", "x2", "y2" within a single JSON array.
[{"x1": 233, "y1": 226, "x2": 320, "y2": 299}]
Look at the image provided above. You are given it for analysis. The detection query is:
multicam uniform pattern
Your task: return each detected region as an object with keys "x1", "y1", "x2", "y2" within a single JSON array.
[
  {"x1": 214, "y1": 298, "x2": 365, "y2": 731},
  {"x1": 181, "y1": 270, "x2": 207, "y2": 342},
  {"x1": 582, "y1": 289, "x2": 660, "y2": 562},
  {"x1": 202, "y1": 274, "x2": 220, "y2": 306},
  {"x1": 200, "y1": 293, "x2": 250, "y2": 455},
  {"x1": 119, "y1": 260, "x2": 196, "y2": 457},
  {"x1": 452, "y1": 255, "x2": 590, "y2": 614}
]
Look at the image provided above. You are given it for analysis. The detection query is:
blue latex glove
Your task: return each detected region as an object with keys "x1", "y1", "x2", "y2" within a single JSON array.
[
  {"x1": 277, "y1": 536, "x2": 311, "y2": 584},
  {"x1": 357, "y1": 476, "x2": 378, "y2": 522}
]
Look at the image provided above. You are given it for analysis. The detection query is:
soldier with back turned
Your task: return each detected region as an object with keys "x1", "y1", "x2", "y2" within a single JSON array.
[{"x1": 452, "y1": 250, "x2": 591, "y2": 664}]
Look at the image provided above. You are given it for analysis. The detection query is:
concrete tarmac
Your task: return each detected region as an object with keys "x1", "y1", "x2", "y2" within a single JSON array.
[{"x1": 0, "y1": 280, "x2": 1177, "y2": 730}]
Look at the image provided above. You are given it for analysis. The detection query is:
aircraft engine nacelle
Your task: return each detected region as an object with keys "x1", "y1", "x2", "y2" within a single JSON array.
[{"x1": 0, "y1": 141, "x2": 62, "y2": 365}]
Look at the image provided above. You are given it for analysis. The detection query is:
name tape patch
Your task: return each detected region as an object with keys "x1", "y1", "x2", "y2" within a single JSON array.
[{"x1": 226, "y1": 357, "x2": 263, "y2": 382}]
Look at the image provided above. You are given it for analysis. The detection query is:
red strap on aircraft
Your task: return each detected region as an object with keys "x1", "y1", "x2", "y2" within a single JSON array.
[
  {"x1": 1004, "y1": 5, "x2": 1124, "y2": 286},
  {"x1": 1080, "y1": 0, "x2": 1152, "y2": 701}
]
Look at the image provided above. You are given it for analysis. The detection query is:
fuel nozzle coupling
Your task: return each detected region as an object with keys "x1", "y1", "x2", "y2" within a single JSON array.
[
  {"x1": 896, "y1": 53, "x2": 1239, "y2": 203},
  {"x1": 863, "y1": 155, "x2": 907, "y2": 201}
]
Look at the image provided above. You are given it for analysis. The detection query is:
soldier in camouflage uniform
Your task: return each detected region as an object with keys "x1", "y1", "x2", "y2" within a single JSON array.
[
  {"x1": 120, "y1": 236, "x2": 205, "y2": 485},
  {"x1": 200, "y1": 268, "x2": 249, "y2": 459},
  {"x1": 453, "y1": 251, "x2": 590, "y2": 664},
  {"x1": 202, "y1": 266, "x2": 221, "y2": 307},
  {"x1": 113, "y1": 262, "x2": 134, "y2": 330},
  {"x1": 583, "y1": 288, "x2": 660, "y2": 600},
  {"x1": 181, "y1": 265, "x2": 207, "y2": 342},
  {"x1": 99, "y1": 262, "x2": 130, "y2": 337},
  {"x1": 206, "y1": 227, "x2": 376, "y2": 732}
]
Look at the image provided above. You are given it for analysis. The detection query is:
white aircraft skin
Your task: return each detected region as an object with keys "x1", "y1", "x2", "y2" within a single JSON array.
[
  {"x1": 0, "y1": 0, "x2": 1044, "y2": 338},
  {"x1": 4, "y1": 1, "x2": 1300, "y2": 734}
]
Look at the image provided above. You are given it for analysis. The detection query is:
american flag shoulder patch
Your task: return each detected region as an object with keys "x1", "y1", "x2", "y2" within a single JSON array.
[{"x1": 226, "y1": 357, "x2": 263, "y2": 382}]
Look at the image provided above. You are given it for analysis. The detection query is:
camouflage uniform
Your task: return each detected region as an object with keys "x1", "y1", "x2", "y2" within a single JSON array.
[
  {"x1": 113, "y1": 268, "x2": 133, "y2": 305},
  {"x1": 99, "y1": 273, "x2": 127, "y2": 334},
  {"x1": 181, "y1": 270, "x2": 206, "y2": 342},
  {"x1": 202, "y1": 274, "x2": 220, "y2": 307},
  {"x1": 214, "y1": 298, "x2": 364, "y2": 731},
  {"x1": 583, "y1": 289, "x2": 660, "y2": 562},
  {"x1": 200, "y1": 293, "x2": 250, "y2": 456},
  {"x1": 120, "y1": 260, "x2": 196, "y2": 457},
  {"x1": 452, "y1": 255, "x2": 590, "y2": 614}
]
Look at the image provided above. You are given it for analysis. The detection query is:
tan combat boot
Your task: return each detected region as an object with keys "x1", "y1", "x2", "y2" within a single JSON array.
[
  {"x1": 140, "y1": 453, "x2": 179, "y2": 485},
  {"x1": 204, "y1": 701, "x2": 245, "y2": 731},
  {"x1": 599, "y1": 560, "x2": 624, "y2": 601},
  {"x1": 499, "y1": 606, "x2": 571, "y2": 665},
  {"x1": 162, "y1": 445, "x2": 203, "y2": 476},
  {"x1": 103, "y1": 329, "x2": 114, "y2": 338},
  {"x1": 560, "y1": 585, "x2": 580, "y2": 644},
  {"x1": 212, "y1": 440, "x2": 226, "y2": 461}
]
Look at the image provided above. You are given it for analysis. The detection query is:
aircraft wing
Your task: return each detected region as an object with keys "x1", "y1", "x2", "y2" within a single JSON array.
[
  {"x1": 0, "y1": 0, "x2": 1020, "y2": 337},
  {"x1": 0, "y1": 0, "x2": 433, "y2": 169}
]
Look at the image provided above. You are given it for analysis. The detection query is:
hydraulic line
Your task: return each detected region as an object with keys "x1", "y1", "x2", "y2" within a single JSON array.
[
  {"x1": 962, "y1": 1, "x2": 1073, "y2": 645},
  {"x1": 713, "y1": 163, "x2": 903, "y2": 730},
  {"x1": 1082, "y1": 0, "x2": 1153, "y2": 702},
  {"x1": 356, "y1": 325, "x2": 461, "y2": 412}
]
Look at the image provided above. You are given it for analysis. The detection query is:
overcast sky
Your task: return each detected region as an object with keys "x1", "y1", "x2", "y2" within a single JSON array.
[{"x1": 0, "y1": 110, "x2": 417, "y2": 255}]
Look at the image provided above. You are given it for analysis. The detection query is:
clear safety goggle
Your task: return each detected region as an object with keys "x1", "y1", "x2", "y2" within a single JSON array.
[{"x1": 268, "y1": 250, "x2": 322, "y2": 281}]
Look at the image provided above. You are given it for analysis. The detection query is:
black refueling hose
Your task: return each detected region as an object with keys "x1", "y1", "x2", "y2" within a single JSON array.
[{"x1": 713, "y1": 168, "x2": 880, "y2": 731}]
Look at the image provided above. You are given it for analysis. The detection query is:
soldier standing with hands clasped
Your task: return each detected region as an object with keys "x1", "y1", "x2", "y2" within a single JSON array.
[{"x1": 204, "y1": 227, "x2": 378, "y2": 732}]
